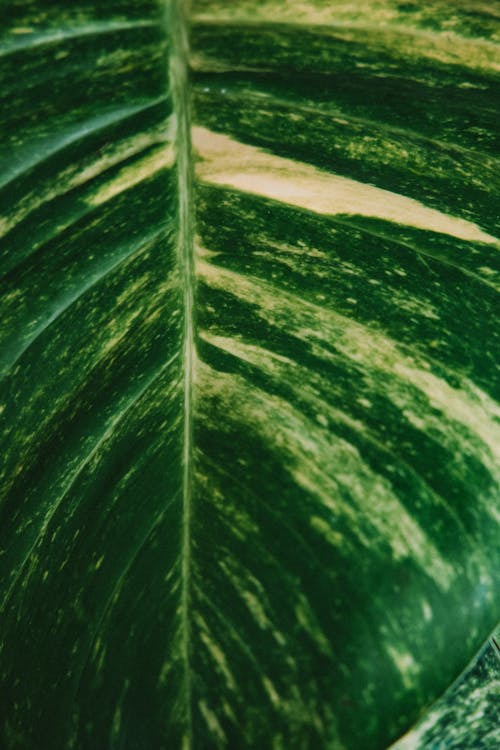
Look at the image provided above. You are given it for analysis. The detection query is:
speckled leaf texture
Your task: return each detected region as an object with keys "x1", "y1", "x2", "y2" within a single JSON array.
[
  {"x1": 0, "y1": 1, "x2": 499, "y2": 749},
  {"x1": 394, "y1": 630, "x2": 500, "y2": 750}
]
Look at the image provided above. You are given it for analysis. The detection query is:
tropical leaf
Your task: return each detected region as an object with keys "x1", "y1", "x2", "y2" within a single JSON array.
[{"x1": 0, "y1": 1, "x2": 499, "y2": 749}]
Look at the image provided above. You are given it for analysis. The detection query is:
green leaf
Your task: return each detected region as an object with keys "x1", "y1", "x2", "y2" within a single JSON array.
[
  {"x1": 0, "y1": 1, "x2": 499, "y2": 749},
  {"x1": 393, "y1": 631, "x2": 500, "y2": 749}
]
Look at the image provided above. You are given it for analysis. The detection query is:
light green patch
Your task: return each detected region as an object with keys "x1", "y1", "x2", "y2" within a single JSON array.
[
  {"x1": 198, "y1": 699, "x2": 227, "y2": 743},
  {"x1": 87, "y1": 144, "x2": 174, "y2": 207},
  {"x1": 386, "y1": 644, "x2": 421, "y2": 691},
  {"x1": 198, "y1": 360, "x2": 456, "y2": 589}
]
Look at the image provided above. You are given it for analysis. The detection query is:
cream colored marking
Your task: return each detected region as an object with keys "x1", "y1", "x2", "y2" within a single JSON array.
[
  {"x1": 198, "y1": 700, "x2": 226, "y2": 743},
  {"x1": 192, "y1": 1, "x2": 500, "y2": 72},
  {"x1": 192, "y1": 22, "x2": 500, "y2": 76},
  {"x1": 192, "y1": 0, "x2": 392, "y2": 24},
  {"x1": 200, "y1": 330, "x2": 364, "y2": 439},
  {"x1": 198, "y1": 259, "x2": 500, "y2": 464},
  {"x1": 199, "y1": 630, "x2": 236, "y2": 690},
  {"x1": 0, "y1": 125, "x2": 173, "y2": 240},
  {"x1": 198, "y1": 360, "x2": 456, "y2": 589},
  {"x1": 262, "y1": 676, "x2": 281, "y2": 707},
  {"x1": 386, "y1": 644, "x2": 421, "y2": 691},
  {"x1": 199, "y1": 260, "x2": 500, "y2": 486},
  {"x1": 256, "y1": 238, "x2": 328, "y2": 263},
  {"x1": 422, "y1": 600, "x2": 433, "y2": 622},
  {"x1": 389, "y1": 289, "x2": 440, "y2": 321},
  {"x1": 193, "y1": 128, "x2": 498, "y2": 245},
  {"x1": 393, "y1": 366, "x2": 500, "y2": 471},
  {"x1": 310, "y1": 515, "x2": 344, "y2": 548},
  {"x1": 192, "y1": 0, "x2": 496, "y2": 30},
  {"x1": 199, "y1": 261, "x2": 500, "y2": 557},
  {"x1": 241, "y1": 589, "x2": 272, "y2": 629},
  {"x1": 294, "y1": 592, "x2": 333, "y2": 657},
  {"x1": 78, "y1": 121, "x2": 175, "y2": 187},
  {"x1": 87, "y1": 144, "x2": 174, "y2": 207}
]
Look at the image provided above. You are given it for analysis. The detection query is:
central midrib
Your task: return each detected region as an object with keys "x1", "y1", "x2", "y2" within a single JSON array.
[{"x1": 168, "y1": 0, "x2": 196, "y2": 746}]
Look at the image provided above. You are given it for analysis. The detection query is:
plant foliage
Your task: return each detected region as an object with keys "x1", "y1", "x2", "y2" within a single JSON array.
[{"x1": 0, "y1": 1, "x2": 499, "y2": 748}]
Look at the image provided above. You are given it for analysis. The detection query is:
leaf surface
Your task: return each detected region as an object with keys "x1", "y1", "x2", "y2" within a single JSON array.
[{"x1": 0, "y1": 1, "x2": 499, "y2": 748}]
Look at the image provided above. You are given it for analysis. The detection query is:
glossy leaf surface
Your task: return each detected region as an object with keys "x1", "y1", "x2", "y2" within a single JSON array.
[{"x1": 0, "y1": 1, "x2": 499, "y2": 748}]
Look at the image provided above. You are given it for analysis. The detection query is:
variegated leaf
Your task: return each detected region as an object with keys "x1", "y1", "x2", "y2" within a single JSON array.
[{"x1": 0, "y1": 1, "x2": 499, "y2": 749}]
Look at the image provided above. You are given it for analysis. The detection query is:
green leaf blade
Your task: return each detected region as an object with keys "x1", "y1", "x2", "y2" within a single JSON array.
[
  {"x1": 190, "y1": 1, "x2": 500, "y2": 747},
  {"x1": 0, "y1": 1, "x2": 499, "y2": 749},
  {"x1": 0, "y1": 3, "x2": 188, "y2": 747}
]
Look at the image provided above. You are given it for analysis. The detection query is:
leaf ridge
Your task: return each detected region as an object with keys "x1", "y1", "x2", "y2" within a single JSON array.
[{"x1": 0, "y1": 20, "x2": 156, "y2": 59}]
